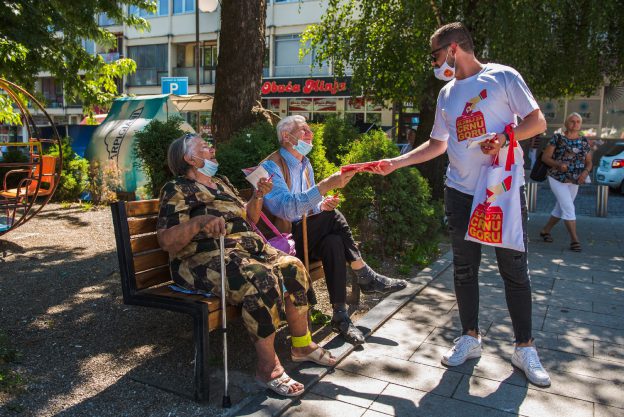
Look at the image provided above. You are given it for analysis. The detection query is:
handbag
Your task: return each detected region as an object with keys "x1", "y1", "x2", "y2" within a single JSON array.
[
  {"x1": 529, "y1": 151, "x2": 548, "y2": 182},
  {"x1": 250, "y1": 211, "x2": 297, "y2": 256},
  {"x1": 465, "y1": 125, "x2": 525, "y2": 252}
]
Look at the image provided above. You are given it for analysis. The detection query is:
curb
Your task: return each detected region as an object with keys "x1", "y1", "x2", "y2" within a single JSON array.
[{"x1": 232, "y1": 250, "x2": 453, "y2": 417}]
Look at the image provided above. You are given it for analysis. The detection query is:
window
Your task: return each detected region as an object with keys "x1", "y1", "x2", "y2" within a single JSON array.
[
  {"x1": 127, "y1": 44, "x2": 168, "y2": 86},
  {"x1": 274, "y1": 34, "x2": 328, "y2": 77},
  {"x1": 129, "y1": 0, "x2": 168, "y2": 18},
  {"x1": 82, "y1": 39, "x2": 96, "y2": 55},
  {"x1": 98, "y1": 13, "x2": 118, "y2": 26},
  {"x1": 204, "y1": 44, "x2": 218, "y2": 68},
  {"x1": 173, "y1": 0, "x2": 195, "y2": 14}
]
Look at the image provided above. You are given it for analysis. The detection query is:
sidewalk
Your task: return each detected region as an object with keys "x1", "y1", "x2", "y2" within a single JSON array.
[{"x1": 276, "y1": 213, "x2": 624, "y2": 417}]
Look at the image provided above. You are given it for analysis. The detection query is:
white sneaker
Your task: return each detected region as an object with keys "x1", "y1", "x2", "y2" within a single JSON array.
[
  {"x1": 441, "y1": 335, "x2": 482, "y2": 366},
  {"x1": 511, "y1": 346, "x2": 551, "y2": 387}
]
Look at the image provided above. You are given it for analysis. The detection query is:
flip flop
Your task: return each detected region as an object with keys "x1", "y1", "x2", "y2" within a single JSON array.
[
  {"x1": 570, "y1": 241, "x2": 582, "y2": 252},
  {"x1": 292, "y1": 346, "x2": 336, "y2": 366},
  {"x1": 540, "y1": 232, "x2": 553, "y2": 243},
  {"x1": 256, "y1": 372, "x2": 305, "y2": 397}
]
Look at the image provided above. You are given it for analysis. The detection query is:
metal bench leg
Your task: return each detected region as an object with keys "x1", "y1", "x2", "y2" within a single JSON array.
[{"x1": 193, "y1": 308, "x2": 210, "y2": 402}]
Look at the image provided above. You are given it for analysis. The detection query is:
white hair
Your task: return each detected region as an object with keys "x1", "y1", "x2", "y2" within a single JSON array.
[
  {"x1": 276, "y1": 115, "x2": 307, "y2": 144},
  {"x1": 565, "y1": 112, "x2": 583, "y2": 125}
]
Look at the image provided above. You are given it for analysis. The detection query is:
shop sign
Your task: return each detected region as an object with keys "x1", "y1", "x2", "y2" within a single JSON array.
[{"x1": 261, "y1": 77, "x2": 351, "y2": 98}]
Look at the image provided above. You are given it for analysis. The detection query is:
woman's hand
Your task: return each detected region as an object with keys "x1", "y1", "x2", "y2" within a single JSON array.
[
  {"x1": 577, "y1": 170, "x2": 589, "y2": 184},
  {"x1": 198, "y1": 215, "x2": 226, "y2": 237},
  {"x1": 255, "y1": 177, "x2": 273, "y2": 198},
  {"x1": 558, "y1": 162, "x2": 569, "y2": 172}
]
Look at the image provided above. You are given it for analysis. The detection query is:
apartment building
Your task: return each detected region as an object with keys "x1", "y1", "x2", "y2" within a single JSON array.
[{"x1": 15, "y1": 0, "x2": 624, "y2": 143}]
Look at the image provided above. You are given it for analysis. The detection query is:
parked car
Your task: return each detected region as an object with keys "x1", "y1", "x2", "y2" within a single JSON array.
[{"x1": 596, "y1": 141, "x2": 624, "y2": 194}]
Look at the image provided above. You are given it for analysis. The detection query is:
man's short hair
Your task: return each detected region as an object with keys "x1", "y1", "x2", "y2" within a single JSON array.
[
  {"x1": 276, "y1": 115, "x2": 307, "y2": 144},
  {"x1": 431, "y1": 22, "x2": 474, "y2": 53}
]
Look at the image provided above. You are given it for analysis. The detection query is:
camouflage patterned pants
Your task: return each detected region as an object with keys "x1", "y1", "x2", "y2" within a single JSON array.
[{"x1": 173, "y1": 244, "x2": 310, "y2": 342}]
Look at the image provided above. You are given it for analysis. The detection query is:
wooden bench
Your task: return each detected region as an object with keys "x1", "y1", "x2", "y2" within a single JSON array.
[
  {"x1": 111, "y1": 199, "x2": 242, "y2": 401},
  {"x1": 110, "y1": 198, "x2": 338, "y2": 401}
]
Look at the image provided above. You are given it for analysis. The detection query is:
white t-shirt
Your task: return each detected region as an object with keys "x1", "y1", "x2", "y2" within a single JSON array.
[{"x1": 431, "y1": 63, "x2": 539, "y2": 195}]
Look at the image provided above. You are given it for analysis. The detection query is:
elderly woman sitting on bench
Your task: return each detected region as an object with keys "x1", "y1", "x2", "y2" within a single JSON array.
[{"x1": 156, "y1": 134, "x2": 335, "y2": 397}]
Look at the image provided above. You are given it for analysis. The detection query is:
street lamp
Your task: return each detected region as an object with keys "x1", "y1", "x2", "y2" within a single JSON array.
[{"x1": 195, "y1": 0, "x2": 220, "y2": 94}]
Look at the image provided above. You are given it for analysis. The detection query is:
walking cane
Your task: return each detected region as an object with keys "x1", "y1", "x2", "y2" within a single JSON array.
[{"x1": 219, "y1": 234, "x2": 231, "y2": 408}]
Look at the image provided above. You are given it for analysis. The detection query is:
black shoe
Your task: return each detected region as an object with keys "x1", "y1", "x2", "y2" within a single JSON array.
[
  {"x1": 331, "y1": 317, "x2": 365, "y2": 346},
  {"x1": 359, "y1": 276, "x2": 407, "y2": 295}
]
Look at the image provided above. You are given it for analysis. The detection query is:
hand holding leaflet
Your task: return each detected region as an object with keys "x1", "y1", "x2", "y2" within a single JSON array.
[
  {"x1": 243, "y1": 165, "x2": 270, "y2": 189},
  {"x1": 466, "y1": 132, "x2": 497, "y2": 149},
  {"x1": 340, "y1": 161, "x2": 383, "y2": 174}
]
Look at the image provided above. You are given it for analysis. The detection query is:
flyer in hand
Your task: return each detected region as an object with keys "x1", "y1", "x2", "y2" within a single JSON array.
[{"x1": 340, "y1": 161, "x2": 382, "y2": 174}]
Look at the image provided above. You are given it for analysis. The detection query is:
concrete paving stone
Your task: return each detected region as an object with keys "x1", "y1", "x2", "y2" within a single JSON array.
[
  {"x1": 530, "y1": 269, "x2": 593, "y2": 284},
  {"x1": 309, "y1": 368, "x2": 388, "y2": 409},
  {"x1": 538, "y1": 348, "x2": 624, "y2": 383},
  {"x1": 483, "y1": 315, "x2": 547, "y2": 342},
  {"x1": 555, "y1": 255, "x2": 624, "y2": 273},
  {"x1": 543, "y1": 369, "x2": 624, "y2": 409},
  {"x1": 409, "y1": 342, "x2": 528, "y2": 387},
  {"x1": 417, "y1": 285, "x2": 457, "y2": 302},
  {"x1": 531, "y1": 292, "x2": 594, "y2": 312},
  {"x1": 363, "y1": 319, "x2": 436, "y2": 360},
  {"x1": 337, "y1": 352, "x2": 463, "y2": 397},
  {"x1": 392, "y1": 299, "x2": 456, "y2": 324},
  {"x1": 592, "y1": 270, "x2": 624, "y2": 287},
  {"x1": 554, "y1": 279, "x2": 624, "y2": 300},
  {"x1": 546, "y1": 306, "x2": 624, "y2": 330},
  {"x1": 542, "y1": 318, "x2": 624, "y2": 345},
  {"x1": 594, "y1": 403, "x2": 624, "y2": 417},
  {"x1": 533, "y1": 333, "x2": 596, "y2": 358},
  {"x1": 452, "y1": 373, "x2": 594, "y2": 417},
  {"x1": 593, "y1": 300, "x2": 624, "y2": 316},
  {"x1": 558, "y1": 263, "x2": 622, "y2": 278},
  {"x1": 369, "y1": 383, "x2": 512, "y2": 417},
  {"x1": 281, "y1": 392, "x2": 366, "y2": 417},
  {"x1": 593, "y1": 340, "x2": 624, "y2": 364},
  {"x1": 361, "y1": 410, "x2": 393, "y2": 417}
]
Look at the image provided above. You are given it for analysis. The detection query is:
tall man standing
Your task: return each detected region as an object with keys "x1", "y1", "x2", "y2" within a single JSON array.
[
  {"x1": 260, "y1": 115, "x2": 407, "y2": 346},
  {"x1": 374, "y1": 22, "x2": 550, "y2": 386}
]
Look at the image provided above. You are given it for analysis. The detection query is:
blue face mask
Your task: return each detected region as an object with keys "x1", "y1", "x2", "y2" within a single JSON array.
[
  {"x1": 195, "y1": 158, "x2": 219, "y2": 177},
  {"x1": 289, "y1": 135, "x2": 313, "y2": 156}
]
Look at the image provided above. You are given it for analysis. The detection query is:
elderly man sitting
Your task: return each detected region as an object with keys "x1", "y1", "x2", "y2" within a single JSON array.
[{"x1": 259, "y1": 115, "x2": 407, "y2": 346}]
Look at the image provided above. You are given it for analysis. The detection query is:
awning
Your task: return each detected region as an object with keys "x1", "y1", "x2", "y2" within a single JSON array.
[{"x1": 170, "y1": 94, "x2": 214, "y2": 112}]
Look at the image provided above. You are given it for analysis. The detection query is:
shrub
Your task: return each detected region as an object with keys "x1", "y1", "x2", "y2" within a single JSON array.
[
  {"x1": 88, "y1": 159, "x2": 122, "y2": 205},
  {"x1": 339, "y1": 130, "x2": 441, "y2": 262},
  {"x1": 134, "y1": 116, "x2": 185, "y2": 197},
  {"x1": 47, "y1": 137, "x2": 89, "y2": 202},
  {"x1": 314, "y1": 116, "x2": 359, "y2": 165},
  {"x1": 216, "y1": 122, "x2": 280, "y2": 190},
  {"x1": 308, "y1": 123, "x2": 338, "y2": 183},
  {"x1": 0, "y1": 148, "x2": 29, "y2": 189}
]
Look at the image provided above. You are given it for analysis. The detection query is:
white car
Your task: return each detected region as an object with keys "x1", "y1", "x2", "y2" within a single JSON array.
[{"x1": 596, "y1": 142, "x2": 624, "y2": 193}]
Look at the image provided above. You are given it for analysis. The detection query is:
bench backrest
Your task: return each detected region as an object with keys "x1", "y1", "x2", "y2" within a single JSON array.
[{"x1": 111, "y1": 199, "x2": 171, "y2": 302}]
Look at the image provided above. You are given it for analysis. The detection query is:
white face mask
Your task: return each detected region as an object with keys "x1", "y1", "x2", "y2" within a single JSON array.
[
  {"x1": 433, "y1": 49, "x2": 456, "y2": 81},
  {"x1": 194, "y1": 156, "x2": 219, "y2": 177}
]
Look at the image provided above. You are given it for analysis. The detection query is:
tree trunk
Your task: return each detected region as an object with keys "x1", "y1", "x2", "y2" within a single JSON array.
[
  {"x1": 414, "y1": 74, "x2": 447, "y2": 200},
  {"x1": 212, "y1": 0, "x2": 267, "y2": 144}
]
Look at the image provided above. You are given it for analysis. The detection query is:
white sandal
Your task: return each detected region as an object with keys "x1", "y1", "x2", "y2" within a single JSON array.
[
  {"x1": 256, "y1": 372, "x2": 305, "y2": 397},
  {"x1": 292, "y1": 346, "x2": 336, "y2": 366}
]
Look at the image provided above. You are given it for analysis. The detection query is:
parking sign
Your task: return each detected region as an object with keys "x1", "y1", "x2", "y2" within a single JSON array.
[{"x1": 162, "y1": 77, "x2": 189, "y2": 95}]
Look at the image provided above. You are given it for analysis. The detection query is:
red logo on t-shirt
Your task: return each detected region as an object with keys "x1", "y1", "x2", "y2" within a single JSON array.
[{"x1": 456, "y1": 89, "x2": 488, "y2": 142}]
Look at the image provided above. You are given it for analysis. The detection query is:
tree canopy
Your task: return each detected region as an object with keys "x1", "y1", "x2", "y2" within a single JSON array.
[
  {"x1": 0, "y1": 0, "x2": 155, "y2": 121},
  {"x1": 303, "y1": 0, "x2": 624, "y2": 198},
  {"x1": 304, "y1": 0, "x2": 624, "y2": 104}
]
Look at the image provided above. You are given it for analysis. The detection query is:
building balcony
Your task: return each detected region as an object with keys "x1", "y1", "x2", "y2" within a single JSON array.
[
  {"x1": 273, "y1": 65, "x2": 330, "y2": 77},
  {"x1": 127, "y1": 69, "x2": 168, "y2": 87}
]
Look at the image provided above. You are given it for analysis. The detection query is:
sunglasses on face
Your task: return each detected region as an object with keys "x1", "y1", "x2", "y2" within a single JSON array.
[
  {"x1": 182, "y1": 133, "x2": 213, "y2": 155},
  {"x1": 429, "y1": 43, "x2": 451, "y2": 62}
]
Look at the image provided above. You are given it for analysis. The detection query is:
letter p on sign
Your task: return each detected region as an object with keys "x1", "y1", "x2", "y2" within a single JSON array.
[{"x1": 161, "y1": 77, "x2": 189, "y2": 95}]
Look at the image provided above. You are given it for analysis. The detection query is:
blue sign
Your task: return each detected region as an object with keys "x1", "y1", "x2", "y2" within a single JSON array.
[{"x1": 161, "y1": 77, "x2": 189, "y2": 95}]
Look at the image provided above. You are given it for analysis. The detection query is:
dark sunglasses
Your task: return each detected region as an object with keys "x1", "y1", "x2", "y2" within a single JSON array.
[{"x1": 430, "y1": 43, "x2": 450, "y2": 62}]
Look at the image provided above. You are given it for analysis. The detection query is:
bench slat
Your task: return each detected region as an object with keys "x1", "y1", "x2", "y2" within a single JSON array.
[
  {"x1": 126, "y1": 199, "x2": 160, "y2": 217},
  {"x1": 131, "y1": 233, "x2": 160, "y2": 253},
  {"x1": 135, "y1": 265, "x2": 171, "y2": 290},
  {"x1": 133, "y1": 250, "x2": 169, "y2": 274},
  {"x1": 128, "y1": 216, "x2": 158, "y2": 236}
]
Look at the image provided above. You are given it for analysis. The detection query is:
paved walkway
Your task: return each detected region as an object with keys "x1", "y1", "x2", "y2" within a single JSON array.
[{"x1": 278, "y1": 213, "x2": 624, "y2": 417}]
